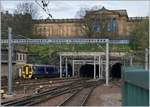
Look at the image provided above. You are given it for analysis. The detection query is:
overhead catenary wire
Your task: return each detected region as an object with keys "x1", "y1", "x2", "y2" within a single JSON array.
[{"x1": 35, "y1": 0, "x2": 53, "y2": 19}]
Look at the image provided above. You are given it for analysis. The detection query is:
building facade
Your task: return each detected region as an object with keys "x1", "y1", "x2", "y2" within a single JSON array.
[
  {"x1": 1, "y1": 48, "x2": 27, "y2": 79},
  {"x1": 32, "y1": 7, "x2": 148, "y2": 39}
]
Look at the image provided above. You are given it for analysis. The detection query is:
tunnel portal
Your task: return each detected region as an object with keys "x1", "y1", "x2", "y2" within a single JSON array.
[
  {"x1": 80, "y1": 64, "x2": 99, "y2": 77},
  {"x1": 110, "y1": 63, "x2": 122, "y2": 78}
]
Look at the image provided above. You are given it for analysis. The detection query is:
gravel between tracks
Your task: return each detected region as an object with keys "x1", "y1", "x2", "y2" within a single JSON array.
[
  {"x1": 37, "y1": 93, "x2": 72, "y2": 106},
  {"x1": 1, "y1": 78, "x2": 78, "y2": 102},
  {"x1": 85, "y1": 81, "x2": 121, "y2": 106}
]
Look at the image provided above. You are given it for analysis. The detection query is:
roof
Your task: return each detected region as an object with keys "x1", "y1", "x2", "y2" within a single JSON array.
[
  {"x1": 128, "y1": 17, "x2": 148, "y2": 22},
  {"x1": 33, "y1": 18, "x2": 83, "y2": 24},
  {"x1": 86, "y1": 6, "x2": 128, "y2": 17}
]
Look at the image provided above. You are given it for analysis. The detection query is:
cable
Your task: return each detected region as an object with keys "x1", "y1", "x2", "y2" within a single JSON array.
[{"x1": 35, "y1": 0, "x2": 53, "y2": 19}]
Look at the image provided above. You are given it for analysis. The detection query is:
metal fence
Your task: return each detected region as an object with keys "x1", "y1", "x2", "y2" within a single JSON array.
[{"x1": 122, "y1": 66, "x2": 149, "y2": 106}]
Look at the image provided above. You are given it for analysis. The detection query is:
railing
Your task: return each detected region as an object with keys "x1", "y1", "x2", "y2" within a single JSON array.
[
  {"x1": 1, "y1": 39, "x2": 109, "y2": 44},
  {"x1": 1, "y1": 39, "x2": 129, "y2": 44}
]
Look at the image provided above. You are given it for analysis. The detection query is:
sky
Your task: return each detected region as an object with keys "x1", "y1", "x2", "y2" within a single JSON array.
[{"x1": 1, "y1": 0, "x2": 150, "y2": 19}]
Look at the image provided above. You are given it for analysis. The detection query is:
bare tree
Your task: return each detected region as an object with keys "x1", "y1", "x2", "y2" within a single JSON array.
[
  {"x1": 75, "y1": 7, "x2": 89, "y2": 18},
  {"x1": 14, "y1": 2, "x2": 39, "y2": 19},
  {"x1": 76, "y1": 6, "x2": 118, "y2": 38}
]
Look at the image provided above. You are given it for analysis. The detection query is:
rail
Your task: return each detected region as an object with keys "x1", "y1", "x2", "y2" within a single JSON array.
[
  {"x1": 2, "y1": 79, "x2": 103, "y2": 106},
  {"x1": 1, "y1": 78, "x2": 87, "y2": 106}
]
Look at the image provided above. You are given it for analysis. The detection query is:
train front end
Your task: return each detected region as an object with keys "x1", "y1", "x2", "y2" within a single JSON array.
[{"x1": 21, "y1": 64, "x2": 33, "y2": 79}]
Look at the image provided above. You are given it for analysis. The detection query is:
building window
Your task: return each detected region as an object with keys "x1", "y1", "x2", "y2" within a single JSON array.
[
  {"x1": 93, "y1": 19, "x2": 100, "y2": 32},
  {"x1": 23, "y1": 54, "x2": 25, "y2": 60},
  {"x1": 39, "y1": 27, "x2": 42, "y2": 34},
  {"x1": 105, "y1": 17, "x2": 111, "y2": 32},
  {"x1": 112, "y1": 18, "x2": 117, "y2": 32},
  {"x1": 17, "y1": 54, "x2": 19, "y2": 60},
  {"x1": 19, "y1": 54, "x2": 22, "y2": 61}
]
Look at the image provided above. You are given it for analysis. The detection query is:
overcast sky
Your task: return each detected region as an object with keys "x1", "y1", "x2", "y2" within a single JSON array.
[{"x1": 1, "y1": 0, "x2": 150, "y2": 19}]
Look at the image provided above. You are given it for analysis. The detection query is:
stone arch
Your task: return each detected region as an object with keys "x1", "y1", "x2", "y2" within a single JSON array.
[{"x1": 110, "y1": 62, "x2": 122, "y2": 78}]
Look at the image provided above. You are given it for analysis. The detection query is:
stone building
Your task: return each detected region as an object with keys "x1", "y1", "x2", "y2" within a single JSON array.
[
  {"x1": 32, "y1": 7, "x2": 148, "y2": 39},
  {"x1": 1, "y1": 48, "x2": 27, "y2": 79}
]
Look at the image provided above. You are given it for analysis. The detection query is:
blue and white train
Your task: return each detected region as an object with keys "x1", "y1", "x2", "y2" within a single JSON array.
[{"x1": 19, "y1": 64, "x2": 72, "y2": 79}]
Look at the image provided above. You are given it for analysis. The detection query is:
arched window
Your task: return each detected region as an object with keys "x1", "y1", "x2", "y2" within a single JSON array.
[
  {"x1": 105, "y1": 17, "x2": 111, "y2": 32},
  {"x1": 112, "y1": 18, "x2": 117, "y2": 32},
  {"x1": 93, "y1": 19, "x2": 100, "y2": 32}
]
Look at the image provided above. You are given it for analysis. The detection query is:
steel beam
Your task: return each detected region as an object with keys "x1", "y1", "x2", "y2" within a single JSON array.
[
  {"x1": 105, "y1": 40, "x2": 109, "y2": 86},
  {"x1": 65, "y1": 57, "x2": 68, "y2": 77},
  {"x1": 94, "y1": 56, "x2": 96, "y2": 79},
  {"x1": 60, "y1": 55, "x2": 62, "y2": 78},
  {"x1": 130, "y1": 55, "x2": 133, "y2": 66},
  {"x1": 1, "y1": 39, "x2": 129, "y2": 44},
  {"x1": 145, "y1": 48, "x2": 148, "y2": 71},
  {"x1": 1, "y1": 39, "x2": 108, "y2": 44},
  {"x1": 72, "y1": 60, "x2": 75, "y2": 77},
  {"x1": 8, "y1": 27, "x2": 13, "y2": 95},
  {"x1": 101, "y1": 59, "x2": 103, "y2": 79},
  {"x1": 99, "y1": 56, "x2": 101, "y2": 79}
]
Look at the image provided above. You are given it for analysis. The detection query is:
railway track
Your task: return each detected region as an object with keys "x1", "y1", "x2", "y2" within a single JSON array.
[
  {"x1": 59, "y1": 86, "x2": 95, "y2": 106},
  {"x1": 2, "y1": 79, "x2": 103, "y2": 106},
  {"x1": 1, "y1": 77, "x2": 80, "y2": 90},
  {"x1": 59, "y1": 80, "x2": 104, "y2": 106},
  {"x1": 1, "y1": 78, "x2": 88, "y2": 106}
]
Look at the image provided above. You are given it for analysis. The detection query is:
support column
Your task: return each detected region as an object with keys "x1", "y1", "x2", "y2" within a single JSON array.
[
  {"x1": 65, "y1": 57, "x2": 68, "y2": 77},
  {"x1": 60, "y1": 55, "x2": 62, "y2": 78},
  {"x1": 8, "y1": 27, "x2": 13, "y2": 95},
  {"x1": 99, "y1": 56, "x2": 101, "y2": 79},
  {"x1": 72, "y1": 60, "x2": 75, "y2": 77},
  {"x1": 94, "y1": 56, "x2": 96, "y2": 79},
  {"x1": 101, "y1": 59, "x2": 103, "y2": 78},
  {"x1": 145, "y1": 48, "x2": 148, "y2": 71},
  {"x1": 130, "y1": 55, "x2": 133, "y2": 66},
  {"x1": 105, "y1": 39, "x2": 109, "y2": 86}
]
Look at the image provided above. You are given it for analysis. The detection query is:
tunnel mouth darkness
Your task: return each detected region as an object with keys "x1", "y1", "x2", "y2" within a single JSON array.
[
  {"x1": 80, "y1": 63, "x2": 122, "y2": 78},
  {"x1": 110, "y1": 63, "x2": 122, "y2": 79},
  {"x1": 80, "y1": 64, "x2": 99, "y2": 78}
]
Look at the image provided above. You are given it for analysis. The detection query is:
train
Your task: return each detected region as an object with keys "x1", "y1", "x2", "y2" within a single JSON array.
[{"x1": 18, "y1": 64, "x2": 72, "y2": 79}]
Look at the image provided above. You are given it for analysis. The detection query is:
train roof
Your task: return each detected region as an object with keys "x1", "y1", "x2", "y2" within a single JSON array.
[{"x1": 27, "y1": 64, "x2": 57, "y2": 67}]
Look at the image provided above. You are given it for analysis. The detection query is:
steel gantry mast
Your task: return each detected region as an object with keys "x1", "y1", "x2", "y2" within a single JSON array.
[
  {"x1": 2, "y1": 38, "x2": 110, "y2": 92},
  {"x1": 2, "y1": 27, "x2": 130, "y2": 95}
]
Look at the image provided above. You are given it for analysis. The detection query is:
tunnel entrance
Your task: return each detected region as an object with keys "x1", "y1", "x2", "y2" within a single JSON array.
[
  {"x1": 80, "y1": 64, "x2": 99, "y2": 78},
  {"x1": 110, "y1": 63, "x2": 122, "y2": 79}
]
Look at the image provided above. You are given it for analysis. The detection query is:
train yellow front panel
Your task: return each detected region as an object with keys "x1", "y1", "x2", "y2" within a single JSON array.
[{"x1": 22, "y1": 64, "x2": 33, "y2": 78}]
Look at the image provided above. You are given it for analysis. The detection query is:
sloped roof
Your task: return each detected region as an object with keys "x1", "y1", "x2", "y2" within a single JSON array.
[{"x1": 86, "y1": 6, "x2": 128, "y2": 17}]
